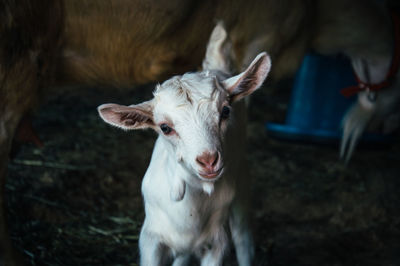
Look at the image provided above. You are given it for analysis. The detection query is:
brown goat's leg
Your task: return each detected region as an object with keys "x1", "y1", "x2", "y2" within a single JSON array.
[
  {"x1": 0, "y1": 1, "x2": 63, "y2": 264},
  {"x1": 0, "y1": 60, "x2": 43, "y2": 266},
  {"x1": 0, "y1": 112, "x2": 24, "y2": 266}
]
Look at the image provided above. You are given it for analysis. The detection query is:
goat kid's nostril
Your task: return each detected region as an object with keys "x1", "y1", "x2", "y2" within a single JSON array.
[
  {"x1": 211, "y1": 152, "x2": 219, "y2": 167},
  {"x1": 196, "y1": 151, "x2": 219, "y2": 169},
  {"x1": 196, "y1": 157, "x2": 205, "y2": 167}
]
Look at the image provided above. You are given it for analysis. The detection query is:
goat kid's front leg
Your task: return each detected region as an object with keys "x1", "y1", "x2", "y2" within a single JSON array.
[
  {"x1": 198, "y1": 229, "x2": 228, "y2": 266},
  {"x1": 229, "y1": 202, "x2": 254, "y2": 266},
  {"x1": 139, "y1": 228, "x2": 170, "y2": 266},
  {"x1": 200, "y1": 249, "x2": 224, "y2": 266},
  {"x1": 171, "y1": 254, "x2": 191, "y2": 266}
]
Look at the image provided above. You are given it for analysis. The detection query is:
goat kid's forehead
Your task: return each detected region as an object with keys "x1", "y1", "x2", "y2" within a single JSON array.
[{"x1": 152, "y1": 73, "x2": 227, "y2": 120}]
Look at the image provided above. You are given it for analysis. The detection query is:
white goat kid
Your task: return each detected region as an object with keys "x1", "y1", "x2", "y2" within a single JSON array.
[{"x1": 98, "y1": 23, "x2": 271, "y2": 266}]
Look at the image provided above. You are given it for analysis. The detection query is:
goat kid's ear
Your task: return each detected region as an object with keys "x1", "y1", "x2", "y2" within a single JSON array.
[
  {"x1": 223, "y1": 52, "x2": 271, "y2": 103},
  {"x1": 97, "y1": 100, "x2": 155, "y2": 130},
  {"x1": 202, "y1": 21, "x2": 233, "y2": 73}
]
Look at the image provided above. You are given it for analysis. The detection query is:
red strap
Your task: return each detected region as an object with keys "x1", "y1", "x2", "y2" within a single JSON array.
[
  {"x1": 341, "y1": 11, "x2": 400, "y2": 97},
  {"x1": 341, "y1": 80, "x2": 392, "y2": 97}
]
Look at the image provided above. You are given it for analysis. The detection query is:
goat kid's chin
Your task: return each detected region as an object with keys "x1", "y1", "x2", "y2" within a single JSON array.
[{"x1": 198, "y1": 166, "x2": 224, "y2": 181}]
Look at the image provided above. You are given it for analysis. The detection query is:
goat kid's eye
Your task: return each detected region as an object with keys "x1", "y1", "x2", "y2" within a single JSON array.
[
  {"x1": 221, "y1": 106, "x2": 230, "y2": 120},
  {"x1": 160, "y1": 123, "x2": 173, "y2": 135}
]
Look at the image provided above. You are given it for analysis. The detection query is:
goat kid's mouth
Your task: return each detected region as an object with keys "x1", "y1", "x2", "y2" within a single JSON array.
[{"x1": 198, "y1": 167, "x2": 224, "y2": 180}]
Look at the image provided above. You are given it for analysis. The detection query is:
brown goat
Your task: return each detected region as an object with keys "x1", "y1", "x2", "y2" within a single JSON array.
[{"x1": 0, "y1": 0, "x2": 396, "y2": 264}]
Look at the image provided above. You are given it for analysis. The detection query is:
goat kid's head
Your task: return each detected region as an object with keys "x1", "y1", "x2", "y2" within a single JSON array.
[{"x1": 98, "y1": 23, "x2": 271, "y2": 188}]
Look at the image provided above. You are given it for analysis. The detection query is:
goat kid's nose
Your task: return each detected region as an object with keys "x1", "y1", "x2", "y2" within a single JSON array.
[{"x1": 196, "y1": 151, "x2": 219, "y2": 170}]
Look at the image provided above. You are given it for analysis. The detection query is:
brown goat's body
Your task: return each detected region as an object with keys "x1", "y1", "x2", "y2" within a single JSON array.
[
  {"x1": 0, "y1": 0, "x2": 394, "y2": 264},
  {"x1": 60, "y1": 0, "x2": 311, "y2": 86}
]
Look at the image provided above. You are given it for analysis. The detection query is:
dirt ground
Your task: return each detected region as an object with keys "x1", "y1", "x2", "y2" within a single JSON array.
[{"x1": 6, "y1": 80, "x2": 400, "y2": 266}]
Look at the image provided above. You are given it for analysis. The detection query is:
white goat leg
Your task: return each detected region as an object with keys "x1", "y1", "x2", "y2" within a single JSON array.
[
  {"x1": 341, "y1": 55, "x2": 393, "y2": 161},
  {"x1": 340, "y1": 92, "x2": 374, "y2": 162},
  {"x1": 172, "y1": 254, "x2": 191, "y2": 266},
  {"x1": 200, "y1": 251, "x2": 224, "y2": 266},
  {"x1": 139, "y1": 229, "x2": 169, "y2": 266},
  {"x1": 198, "y1": 226, "x2": 229, "y2": 266},
  {"x1": 230, "y1": 202, "x2": 254, "y2": 266}
]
